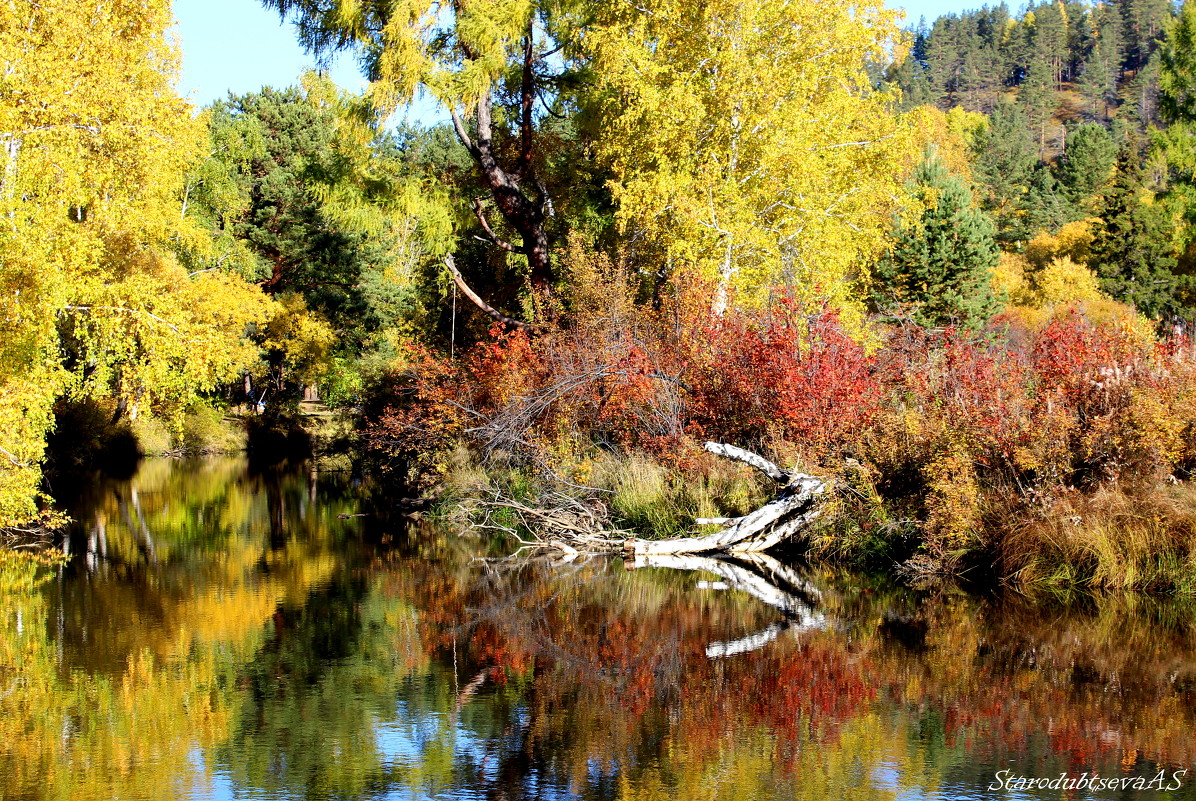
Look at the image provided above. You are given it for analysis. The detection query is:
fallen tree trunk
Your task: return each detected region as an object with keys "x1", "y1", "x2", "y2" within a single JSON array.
[
  {"x1": 470, "y1": 442, "x2": 827, "y2": 558},
  {"x1": 621, "y1": 442, "x2": 826, "y2": 556}
]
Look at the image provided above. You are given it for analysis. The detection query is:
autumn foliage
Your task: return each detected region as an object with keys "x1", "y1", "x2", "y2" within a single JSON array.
[{"x1": 364, "y1": 253, "x2": 1196, "y2": 583}]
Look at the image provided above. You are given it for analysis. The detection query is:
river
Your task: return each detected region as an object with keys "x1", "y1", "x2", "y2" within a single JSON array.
[{"x1": 1, "y1": 456, "x2": 1195, "y2": 800}]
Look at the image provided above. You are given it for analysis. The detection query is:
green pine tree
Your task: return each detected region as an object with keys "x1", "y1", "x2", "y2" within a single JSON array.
[
  {"x1": 973, "y1": 99, "x2": 1040, "y2": 243},
  {"x1": 1155, "y1": 0, "x2": 1196, "y2": 263},
  {"x1": 1091, "y1": 146, "x2": 1187, "y2": 318},
  {"x1": 1025, "y1": 165, "x2": 1080, "y2": 234},
  {"x1": 1057, "y1": 123, "x2": 1117, "y2": 205},
  {"x1": 872, "y1": 153, "x2": 1003, "y2": 329},
  {"x1": 1019, "y1": 58, "x2": 1058, "y2": 158}
]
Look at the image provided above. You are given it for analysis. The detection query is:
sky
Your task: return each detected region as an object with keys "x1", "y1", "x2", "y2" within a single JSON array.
[{"x1": 172, "y1": 0, "x2": 970, "y2": 113}]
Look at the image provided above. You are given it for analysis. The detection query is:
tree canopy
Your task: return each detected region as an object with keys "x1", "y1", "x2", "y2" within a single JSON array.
[{"x1": 0, "y1": 0, "x2": 269, "y2": 524}]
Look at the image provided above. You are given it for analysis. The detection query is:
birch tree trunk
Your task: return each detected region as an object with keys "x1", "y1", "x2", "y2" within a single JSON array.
[{"x1": 622, "y1": 442, "x2": 826, "y2": 556}]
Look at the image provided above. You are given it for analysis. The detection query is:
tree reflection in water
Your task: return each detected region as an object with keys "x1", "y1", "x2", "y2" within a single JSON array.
[{"x1": 2, "y1": 457, "x2": 1196, "y2": 800}]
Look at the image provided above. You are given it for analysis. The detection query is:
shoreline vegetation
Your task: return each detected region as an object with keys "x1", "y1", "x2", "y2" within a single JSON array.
[
  {"x1": 6, "y1": 0, "x2": 1196, "y2": 595},
  {"x1": 360, "y1": 288, "x2": 1196, "y2": 594}
]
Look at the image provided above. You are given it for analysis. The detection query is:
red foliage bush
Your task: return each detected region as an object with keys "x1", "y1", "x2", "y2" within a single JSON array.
[
  {"x1": 363, "y1": 279, "x2": 1196, "y2": 552},
  {"x1": 362, "y1": 345, "x2": 468, "y2": 478},
  {"x1": 685, "y1": 304, "x2": 881, "y2": 454}
]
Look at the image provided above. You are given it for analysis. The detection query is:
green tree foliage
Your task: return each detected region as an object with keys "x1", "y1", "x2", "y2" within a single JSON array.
[
  {"x1": 1019, "y1": 58, "x2": 1058, "y2": 157},
  {"x1": 1120, "y1": 0, "x2": 1171, "y2": 71},
  {"x1": 1078, "y1": 11, "x2": 1121, "y2": 122},
  {"x1": 185, "y1": 77, "x2": 459, "y2": 400},
  {"x1": 1029, "y1": 1, "x2": 1069, "y2": 88},
  {"x1": 1024, "y1": 166, "x2": 1079, "y2": 234},
  {"x1": 259, "y1": 0, "x2": 577, "y2": 294},
  {"x1": 972, "y1": 100, "x2": 1041, "y2": 242},
  {"x1": 1090, "y1": 147, "x2": 1187, "y2": 318},
  {"x1": 1057, "y1": 123, "x2": 1118, "y2": 205},
  {"x1": 1125, "y1": 50, "x2": 1163, "y2": 128},
  {"x1": 1155, "y1": 0, "x2": 1196, "y2": 258},
  {"x1": 1159, "y1": 0, "x2": 1196, "y2": 123},
  {"x1": 872, "y1": 154, "x2": 1002, "y2": 328}
]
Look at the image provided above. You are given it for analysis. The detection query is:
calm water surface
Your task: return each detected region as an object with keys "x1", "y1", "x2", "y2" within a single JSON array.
[{"x1": 3, "y1": 457, "x2": 1196, "y2": 800}]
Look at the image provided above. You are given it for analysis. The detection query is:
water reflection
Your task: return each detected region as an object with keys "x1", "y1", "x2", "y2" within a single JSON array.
[{"x1": 2, "y1": 457, "x2": 1196, "y2": 800}]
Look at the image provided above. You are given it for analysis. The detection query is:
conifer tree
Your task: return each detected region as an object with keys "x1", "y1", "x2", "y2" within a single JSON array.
[
  {"x1": 1030, "y1": 1, "x2": 1070, "y2": 87},
  {"x1": 973, "y1": 99, "x2": 1040, "y2": 242},
  {"x1": 261, "y1": 0, "x2": 570, "y2": 293},
  {"x1": 1025, "y1": 166, "x2": 1080, "y2": 234},
  {"x1": 1125, "y1": 50, "x2": 1163, "y2": 130},
  {"x1": 1091, "y1": 147, "x2": 1187, "y2": 317},
  {"x1": 1159, "y1": 0, "x2": 1196, "y2": 123},
  {"x1": 872, "y1": 154, "x2": 1002, "y2": 328},
  {"x1": 1120, "y1": 0, "x2": 1171, "y2": 71},
  {"x1": 1078, "y1": 29, "x2": 1118, "y2": 121},
  {"x1": 1155, "y1": 0, "x2": 1196, "y2": 256},
  {"x1": 1019, "y1": 58, "x2": 1058, "y2": 157},
  {"x1": 1057, "y1": 123, "x2": 1117, "y2": 205}
]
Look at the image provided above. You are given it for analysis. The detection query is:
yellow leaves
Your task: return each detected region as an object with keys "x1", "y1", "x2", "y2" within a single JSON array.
[
  {"x1": 61, "y1": 253, "x2": 272, "y2": 424},
  {"x1": 0, "y1": 0, "x2": 277, "y2": 523},
  {"x1": 923, "y1": 446, "x2": 984, "y2": 553},
  {"x1": 903, "y1": 105, "x2": 988, "y2": 179},
  {"x1": 992, "y1": 251, "x2": 1030, "y2": 303},
  {"x1": 1024, "y1": 218, "x2": 1098, "y2": 269},
  {"x1": 1032, "y1": 257, "x2": 1107, "y2": 306},
  {"x1": 0, "y1": 366, "x2": 62, "y2": 525},
  {"x1": 0, "y1": 0, "x2": 203, "y2": 231},
  {"x1": 368, "y1": 0, "x2": 534, "y2": 111},
  {"x1": 998, "y1": 251, "x2": 1107, "y2": 311},
  {"x1": 588, "y1": 0, "x2": 917, "y2": 315},
  {"x1": 994, "y1": 219, "x2": 1122, "y2": 327},
  {"x1": 262, "y1": 293, "x2": 338, "y2": 385}
]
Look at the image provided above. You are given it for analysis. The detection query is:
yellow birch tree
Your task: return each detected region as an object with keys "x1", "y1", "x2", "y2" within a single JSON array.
[
  {"x1": 584, "y1": 0, "x2": 917, "y2": 318},
  {"x1": 0, "y1": 0, "x2": 272, "y2": 526}
]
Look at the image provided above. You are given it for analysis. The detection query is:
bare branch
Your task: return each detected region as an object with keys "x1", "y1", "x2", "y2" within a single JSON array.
[
  {"x1": 471, "y1": 198, "x2": 521, "y2": 252},
  {"x1": 703, "y1": 442, "x2": 790, "y2": 483},
  {"x1": 443, "y1": 255, "x2": 535, "y2": 332},
  {"x1": 448, "y1": 104, "x2": 476, "y2": 155}
]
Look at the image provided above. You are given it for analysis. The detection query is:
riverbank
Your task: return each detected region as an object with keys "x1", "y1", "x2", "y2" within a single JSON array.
[
  {"x1": 10, "y1": 299, "x2": 1196, "y2": 592},
  {"x1": 361, "y1": 297, "x2": 1196, "y2": 592},
  {"x1": 423, "y1": 446, "x2": 1196, "y2": 593}
]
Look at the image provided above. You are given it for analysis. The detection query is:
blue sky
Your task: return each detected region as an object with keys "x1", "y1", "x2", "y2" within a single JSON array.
[{"x1": 172, "y1": 0, "x2": 969, "y2": 112}]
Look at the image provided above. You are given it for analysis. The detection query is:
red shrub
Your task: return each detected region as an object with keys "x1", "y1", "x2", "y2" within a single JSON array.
[{"x1": 685, "y1": 303, "x2": 881, "y2": 456}]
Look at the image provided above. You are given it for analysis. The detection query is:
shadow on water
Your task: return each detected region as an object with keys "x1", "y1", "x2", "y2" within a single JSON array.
[{"x1": 3, "y1": 456, "x2": 1196, "y2": 800}]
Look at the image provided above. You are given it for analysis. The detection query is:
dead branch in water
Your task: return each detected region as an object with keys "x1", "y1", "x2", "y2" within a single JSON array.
[
  {"x1": 628, "y1": 551, "x2": 828, "y2": 657},
  {"x1": 472, "y1": 442, "x2": 827, "y2": 557}
]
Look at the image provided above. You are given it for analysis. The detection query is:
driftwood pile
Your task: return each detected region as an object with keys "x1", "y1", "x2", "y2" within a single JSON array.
[{"x1": 474, "y1": 442, "x2": 826, "y2": 557}]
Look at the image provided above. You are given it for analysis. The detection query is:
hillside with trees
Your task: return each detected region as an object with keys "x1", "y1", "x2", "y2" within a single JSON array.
[{"x1": 6, "y1": 0, "x2": 1196, "y2": 585}]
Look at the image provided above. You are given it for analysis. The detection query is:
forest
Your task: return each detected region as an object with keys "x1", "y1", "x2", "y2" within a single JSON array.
[{"x1": 5, "y1": 0, "x2": 1196, "y2": 587}]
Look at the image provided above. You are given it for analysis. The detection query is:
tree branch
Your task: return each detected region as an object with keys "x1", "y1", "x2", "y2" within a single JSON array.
[
  {"x1": 703, "y1": 442, "x2": 790, "y2": 483},
  {"x1": 472, "y1": 198, "x2": 521, "y2": 252},
  {"x1": 448, "y1": 105, "x2": 477, "y2": 156},
  {"x1": 443, "y1": 255, "x2": 535, "y2": 332}
]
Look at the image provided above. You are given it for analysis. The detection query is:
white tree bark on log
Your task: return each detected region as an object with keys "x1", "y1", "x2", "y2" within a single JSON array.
[{"x1": 622, "y1": 442, "x2": 826, "y2": 556}]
